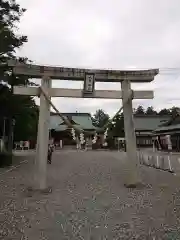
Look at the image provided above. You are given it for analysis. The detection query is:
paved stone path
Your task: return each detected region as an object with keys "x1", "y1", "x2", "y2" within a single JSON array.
[{"x1": 1, "y1": 151, "x2": 180, "y2": 239}]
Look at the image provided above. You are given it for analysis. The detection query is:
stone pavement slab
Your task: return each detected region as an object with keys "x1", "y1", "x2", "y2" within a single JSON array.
[{"x1": 0, "y1": 151, "x2": 180, "y2": 239}]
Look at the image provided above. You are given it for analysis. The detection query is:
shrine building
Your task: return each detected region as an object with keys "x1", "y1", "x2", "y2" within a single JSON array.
[{"x1": 49, "y1": 112, "x2": 103, "y2": 146}]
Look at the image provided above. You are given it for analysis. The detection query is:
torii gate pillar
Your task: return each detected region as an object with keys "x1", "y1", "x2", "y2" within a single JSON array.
[
  {"x1": 35, "y1": 76, "x2": 51, "y2": 190},
  {"x1": 122, "y1": 80, "x2": 140, "y2": 186}
]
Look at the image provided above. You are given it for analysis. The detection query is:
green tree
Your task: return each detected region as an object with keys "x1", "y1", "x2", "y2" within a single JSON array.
[
  {"x1": 134, "y1": 105, "x2": 145, "y2": 115},
  {"x1": 13, "y1": 97, "x2": 39, "y2": 142},
  {"x1": 0, "y1": 0, "x2": 38, "y2": 150},
  {"x1": 0, "y1": 83, "x2": 39, "y2": 145},
  {"x1": 92, "y1": 109, "x2": 109, "y2": 128},
  {"x1": 170, "y1": 106, "x2": 180, "y2": 117},
  {"x1": 0, "y1": 1, "x2": 27, "y2": 54},
  {"x1": 108, "y1": 113, "x2": 124, "y2": 137},
  {"x1": 145, "y1": 106, "x2": 157, "y2": 115},
  {"x1": 158, "y1": 108, "x2": 171, "y2": 115}
]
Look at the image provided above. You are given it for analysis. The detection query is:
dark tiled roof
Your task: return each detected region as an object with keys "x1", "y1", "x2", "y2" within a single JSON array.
[
  {"x1": 50, "y1": 113, "x2": 171, "y2": 132},
  {"x1": 153, "y1": 124, "x2": 180, "y2": 133},
  {"x1": 133, "y1": 115, "x2": 170, "y2": 131},
  {"x1": 59, "y1": 119, "x2": 79, "y2": 125},
  {"x1": 161, "y1": 115, "x2": 180, "y2": 126},
  {"x1": 153, "y1": 114, "x2": 180, "y2": 133},
  {"x1": 50, "y1": 112, "x2": 97, "y2": 131}
]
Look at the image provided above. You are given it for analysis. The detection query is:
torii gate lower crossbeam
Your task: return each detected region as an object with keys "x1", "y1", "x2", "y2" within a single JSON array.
[{"x1": 8, "y1": 61, "x2": 159, "y2": 190}]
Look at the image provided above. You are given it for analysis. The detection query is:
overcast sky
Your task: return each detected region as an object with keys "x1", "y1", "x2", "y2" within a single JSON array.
[{"x1": 16, "y1": 0, "x2": 180, "y2": 116}]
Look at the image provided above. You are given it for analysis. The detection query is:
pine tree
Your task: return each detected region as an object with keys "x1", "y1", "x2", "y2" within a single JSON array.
[
  {"x1": 0, "y1": 0, "x2": 28, "y2": 77},
  {"x1": 92, "y1": 109, "x2": 109, "y2": 128},
  {"x1": 134, "y1": 105, "x2": 145, "y2": 115}
]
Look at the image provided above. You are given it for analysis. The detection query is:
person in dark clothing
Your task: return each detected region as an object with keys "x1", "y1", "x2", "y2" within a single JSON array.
[
  {"x1": 47, "y1": 144, "x2": 54, "y2": 164},
  {"x1": 154, "y1": 140, "x2": 159, "y2": 150}
]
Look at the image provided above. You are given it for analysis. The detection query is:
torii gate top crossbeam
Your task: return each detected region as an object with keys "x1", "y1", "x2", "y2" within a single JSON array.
[{"x1": 8, "y1": 60, "x2": 159, "y2": 83}]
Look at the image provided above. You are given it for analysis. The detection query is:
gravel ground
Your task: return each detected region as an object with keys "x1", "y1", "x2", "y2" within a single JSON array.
[
  {"x1": 0, "y1": 150, "x2": 180, "y2": 239},
  {"x1": 0, "y1": 155, "x2": 30, "y2": 175}
]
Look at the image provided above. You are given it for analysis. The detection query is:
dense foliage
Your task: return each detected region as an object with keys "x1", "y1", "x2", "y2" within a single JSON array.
[
  {"x1": 0, "y1": 0, "x2": 38, "y2": 151},
  {"x1": 92, "y1": 109, "x2": 109, "y2": 128},
  {"x1": 134, "y1": 105, "x2": 179, "y2": 116}
]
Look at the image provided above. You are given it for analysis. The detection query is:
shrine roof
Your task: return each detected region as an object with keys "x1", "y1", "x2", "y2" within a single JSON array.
[
  {"x1": 50, "y1": 112, "x2": 97, "y2": 131},
  {"x1": 50, "y1": 113, "x2": 171, "y2": 132},
  {"x1": 152, "y1": 114, "x2": 180, "y2": 134},
  {"x1": 134, "y1": 115, "x2": 170, "y2": 131}
]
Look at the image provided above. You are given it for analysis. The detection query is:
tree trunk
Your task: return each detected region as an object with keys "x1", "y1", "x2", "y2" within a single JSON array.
[{"x1": 7, "y1": 85, "x2": 14, "y2": 153}]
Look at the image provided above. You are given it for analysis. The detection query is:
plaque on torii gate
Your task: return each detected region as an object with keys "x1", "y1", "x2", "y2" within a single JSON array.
[
  {"x1": 8, "y1": 60, "x2": 159, "y2": 189},
  {"x1": 83, "y1": 73, "x2": 95, "y2": 98}
]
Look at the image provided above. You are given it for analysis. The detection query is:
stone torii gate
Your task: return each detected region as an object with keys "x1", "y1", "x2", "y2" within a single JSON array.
[{"x1": 8, "y1": 60, "x2": 159, "y2": 190}]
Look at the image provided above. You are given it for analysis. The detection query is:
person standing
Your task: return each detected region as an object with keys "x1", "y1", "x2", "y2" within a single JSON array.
[{"x1": 47, "y1": 143, "x2": 54, "y2": 164}]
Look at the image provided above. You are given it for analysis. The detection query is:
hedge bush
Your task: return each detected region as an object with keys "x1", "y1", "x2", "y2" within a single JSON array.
[{"x1": 0, "y1": 151, "x2": 13, "y2": 167}]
